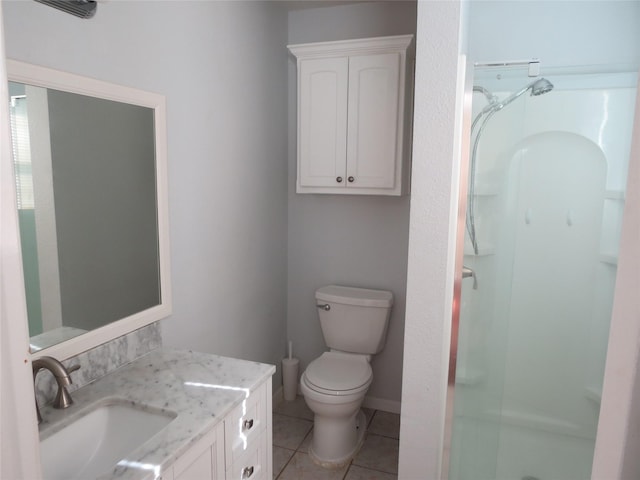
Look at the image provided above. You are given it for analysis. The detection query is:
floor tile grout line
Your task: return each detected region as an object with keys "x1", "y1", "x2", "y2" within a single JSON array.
[
  {"x1": 341, "y1": 461, "x2": 353, "y2": 480},
  {"x1": 365, "y1": 431, "x2": 401, "y2": 441},
  {"x1": 274, "y1": 448, "x2": 296, "y2": 480},
  {"x1": 351, "y1": 461, "x2": 399, "y2": 476}
]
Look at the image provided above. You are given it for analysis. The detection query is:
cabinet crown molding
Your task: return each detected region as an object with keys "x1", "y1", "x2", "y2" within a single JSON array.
[{"x1": 288, "y1": 34, "x2": 414, "y2": 59}]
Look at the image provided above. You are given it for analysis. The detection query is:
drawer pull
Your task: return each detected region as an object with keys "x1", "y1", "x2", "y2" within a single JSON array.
[
  {"x1": 242, "y1": 466, "x2": 255, "y2": 478},
  {"x1": 243, "y1": 419, "x2": 254, "y2": 431}
]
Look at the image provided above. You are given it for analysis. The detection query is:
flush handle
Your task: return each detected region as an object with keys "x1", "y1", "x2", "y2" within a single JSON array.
[
  {"x1": 242, "y1": 466, "x2": 255, "y2": 479},
  {"x1": 316, "y1": 304, "x2": 330, "y2": 311}
]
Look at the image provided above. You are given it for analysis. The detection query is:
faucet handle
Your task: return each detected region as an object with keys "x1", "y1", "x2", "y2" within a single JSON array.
[{"x1": 67, "y1": 364, "x2": 81, "y2": 375}]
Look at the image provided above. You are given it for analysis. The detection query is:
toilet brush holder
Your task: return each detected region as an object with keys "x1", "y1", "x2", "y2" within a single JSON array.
[{"x1": 282, "y1": 357, "x2": 299, "y2": 401}]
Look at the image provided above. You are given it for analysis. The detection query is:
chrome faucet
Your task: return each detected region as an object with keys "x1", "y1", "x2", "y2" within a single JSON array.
[{"x1": 32, "y1": 356, "x2": 80, "y2": 424}]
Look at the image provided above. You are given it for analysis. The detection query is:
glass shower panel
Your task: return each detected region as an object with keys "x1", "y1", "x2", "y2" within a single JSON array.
[{"x1": 449, "y1": 64, "x2": 638, "y2": 480}]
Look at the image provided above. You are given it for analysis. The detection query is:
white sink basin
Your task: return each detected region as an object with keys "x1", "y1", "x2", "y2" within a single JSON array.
[{"x1": 40, "y1": 402, "x2": 175, "y2": 480}]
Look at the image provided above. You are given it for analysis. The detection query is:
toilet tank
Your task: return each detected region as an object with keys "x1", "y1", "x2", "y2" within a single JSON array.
[{"x1": 315, "y1": 285, "x2": 394, "y2": 355}]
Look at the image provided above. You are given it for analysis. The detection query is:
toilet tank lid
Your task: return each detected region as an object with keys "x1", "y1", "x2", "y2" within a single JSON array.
[{"x1": 316, "y1": 285, "x2": 393, "y2": 308}]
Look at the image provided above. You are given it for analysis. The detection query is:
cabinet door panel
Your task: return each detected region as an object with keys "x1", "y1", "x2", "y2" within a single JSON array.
[
  {"x1": 172, "y1": 422, "x2": 224, "y2": 480},
  {"x1": 174, "y1": 448, "x2": 213, "y2": 480},
  {"x1": 298, "y1": 57, "x2": 348, "y2": 189},
  {"x1": 346, "y1": 53, "x2": 400, "y2": 189}
]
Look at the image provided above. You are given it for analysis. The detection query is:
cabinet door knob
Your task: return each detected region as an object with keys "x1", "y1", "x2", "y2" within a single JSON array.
[
  {"x1": 243, "y1": 418, "x2": 254, "y2": 431},
  {"x1": 348, "y1": 176, "x2": 355, "y2": 183},
  {"x1": 336, "y1": 176, "x2": 343, "y2": 183},
  {"x1": 242, "y1": 466, "x2": 255, "y2": 478}
]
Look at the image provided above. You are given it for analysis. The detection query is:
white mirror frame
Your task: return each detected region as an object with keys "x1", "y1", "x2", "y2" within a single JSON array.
[{"x1": 7, "y1": 59, "x2": 172, "y2": 361}]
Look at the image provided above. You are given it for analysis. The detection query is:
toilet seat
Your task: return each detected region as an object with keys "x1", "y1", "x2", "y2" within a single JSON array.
[{"x1": 304, "y1": 352, "x2": 372, "y2": 395}]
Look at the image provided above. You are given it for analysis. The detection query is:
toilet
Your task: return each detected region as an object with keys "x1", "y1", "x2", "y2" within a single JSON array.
[{"x1": 300, "y1": 285, "x2": 393, "y2": 468}]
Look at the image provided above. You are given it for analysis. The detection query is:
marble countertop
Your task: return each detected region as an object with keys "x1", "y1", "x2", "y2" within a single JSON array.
[{"x1": 38, "y1": 347, "x2": 275, "y2": 480}]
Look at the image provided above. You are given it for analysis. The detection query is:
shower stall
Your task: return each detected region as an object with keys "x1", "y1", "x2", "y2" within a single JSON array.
[{"x1": 448, "y1": 62, "x2": 638, "y2": 479}]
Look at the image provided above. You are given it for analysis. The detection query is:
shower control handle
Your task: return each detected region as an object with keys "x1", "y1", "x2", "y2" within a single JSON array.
[
  {"x1": 462, "y1": 266, "x2": 478, "y2": 290},
  {"x1": 316, "y1": 304, "x2": 330, "y2": 311}
]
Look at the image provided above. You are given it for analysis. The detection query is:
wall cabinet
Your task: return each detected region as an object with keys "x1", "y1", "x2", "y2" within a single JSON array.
[
  {"x1": 289, "y1": 35, "x2": 414, "y2": 195},
  {"x1": 164, "y1": 380, "x2": 271, "y2": 480}
]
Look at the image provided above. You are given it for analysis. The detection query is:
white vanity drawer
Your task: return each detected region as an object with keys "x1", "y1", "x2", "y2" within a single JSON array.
[
  {"x1": 227, "y1": 430, "x2": 267, "y2": 480},
  {"x1": 224, "y1": 382, "x2": 266, "y2": 469}
]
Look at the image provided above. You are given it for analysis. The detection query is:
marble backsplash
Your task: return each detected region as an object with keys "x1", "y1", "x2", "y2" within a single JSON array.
[{"x1": 34, "y1": 322, "x2": 162, "y2": 408}]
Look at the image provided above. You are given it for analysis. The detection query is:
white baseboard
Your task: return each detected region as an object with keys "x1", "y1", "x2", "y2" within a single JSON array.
[{"x1": 363, "y1": 395, "x2": 401, "y2": 414}]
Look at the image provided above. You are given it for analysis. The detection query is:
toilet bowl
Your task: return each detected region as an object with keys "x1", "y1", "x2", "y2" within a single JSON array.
[
  {"x1": 301, "y1": 351, "x2": 372, "y2": 467},
  {"x1": 301, "y1": 285, "x2": 393, "y2": 468}
]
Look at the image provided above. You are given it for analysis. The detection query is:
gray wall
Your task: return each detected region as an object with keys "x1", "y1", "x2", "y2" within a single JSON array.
[
  {"x1": 3, "y1": 1, "x2": 289, "y2": 384},
  {"x1": 287, "y1": 2, "x2": 417, "y2": 406}
]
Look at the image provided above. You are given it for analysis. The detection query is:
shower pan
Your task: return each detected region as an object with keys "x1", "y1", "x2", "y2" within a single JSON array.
[{"x1": 447, "y1": 62, "x2": 638, "y2": 480}]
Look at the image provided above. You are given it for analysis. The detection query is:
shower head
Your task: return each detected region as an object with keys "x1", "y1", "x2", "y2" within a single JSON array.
[
  {"x1": 492, "y1": 77, "x2": 554, "y2": 111},
  {"x1": 531, "y1": 78, "x2": 554, "y2": 96},
  {"x1": 34, "y1": 0, "x2": 97, "y2": 19}
]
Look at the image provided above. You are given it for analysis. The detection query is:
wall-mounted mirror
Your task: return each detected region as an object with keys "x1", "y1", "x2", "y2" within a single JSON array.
[{"x1": 7, "y1": 60, "x2": 171, "y2": 360}]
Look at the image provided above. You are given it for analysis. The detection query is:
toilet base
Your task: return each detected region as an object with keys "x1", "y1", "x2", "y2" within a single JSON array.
[{"x1": 308, "y1": 409, "x2": 367, "y2": 468}]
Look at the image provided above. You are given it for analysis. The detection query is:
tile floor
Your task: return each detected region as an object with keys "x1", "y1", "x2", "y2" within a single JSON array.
[{"x1": 273, "y1": 396, "x2": 400, "y2": 480}]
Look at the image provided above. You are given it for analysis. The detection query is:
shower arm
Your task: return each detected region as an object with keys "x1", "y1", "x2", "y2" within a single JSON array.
[
  {"x1": 473, "y1": 86, "x2": 498, "y2": 106},
  {"x1": 476, "y1": 80, "x2": 535, "y2": 118}
]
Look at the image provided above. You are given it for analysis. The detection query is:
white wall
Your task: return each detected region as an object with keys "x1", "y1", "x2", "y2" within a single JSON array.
[
  {"x1": 399, "y1": 1, "x2": 466, "y2": 477},
  {"x1": 287, "y1": 1, "x2": 416, "y2": 409},
  {"x1": 467, "y1": 1, "x2": 640, "y2": 67},
  {"x1": 2, "y1": 1, "x2": 289, "y2": 385}
]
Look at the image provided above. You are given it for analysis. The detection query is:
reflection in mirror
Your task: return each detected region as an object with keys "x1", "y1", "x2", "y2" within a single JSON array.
[{"x1": 7, "y1": 60, "x2": 171, "y2": 357}]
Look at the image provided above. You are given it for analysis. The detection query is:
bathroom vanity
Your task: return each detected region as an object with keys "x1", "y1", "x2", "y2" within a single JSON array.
[{"x1": 37, "y1": 348, "x2": 275, "y2": 480}]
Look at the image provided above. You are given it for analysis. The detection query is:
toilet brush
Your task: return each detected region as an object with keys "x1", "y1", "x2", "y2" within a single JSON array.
[{"x1": 282, "y1": 340, "x2": 299, "y2": 402}]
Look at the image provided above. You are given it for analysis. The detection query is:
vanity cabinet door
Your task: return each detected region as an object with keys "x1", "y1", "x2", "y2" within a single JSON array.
[{"x1": 171, "y1": 422, "x2": 225, "y2": 480}]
